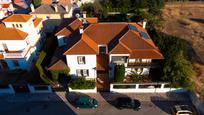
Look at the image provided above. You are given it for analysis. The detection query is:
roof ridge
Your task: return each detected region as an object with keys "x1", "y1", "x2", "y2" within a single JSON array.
[{"x1": 82, "y1": 33, "x2": 98, "y2": 53}]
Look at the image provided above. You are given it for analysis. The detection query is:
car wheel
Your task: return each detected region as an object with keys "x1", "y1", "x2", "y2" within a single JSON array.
[
  {"x1": 92, "y1": 107, "x2": 96, "y2": 109},
  {"x1": 76, "y1": 107, "x2": 79, "y2": 109}
]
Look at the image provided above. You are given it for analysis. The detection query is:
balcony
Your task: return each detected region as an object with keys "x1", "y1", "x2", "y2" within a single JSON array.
[
  {"x1": 1, "y1": 46, "x2": 30, "y2": 58},
  {"x1": 128, "y1": 62, "x2": 151, "y2": 67}
]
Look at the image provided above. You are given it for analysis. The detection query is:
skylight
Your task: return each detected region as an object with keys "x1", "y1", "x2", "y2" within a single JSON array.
[
  {"x1": 140, "y1": 32, "x2": 149, "y2": 39},
  {"x1": 128, "y1": 24, "x2": 140, "y2": 32}
]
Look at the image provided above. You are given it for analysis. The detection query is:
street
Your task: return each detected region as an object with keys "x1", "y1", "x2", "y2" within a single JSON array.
[{"x1": 0, "y1": 92, "x2": 194, "y2": 115}]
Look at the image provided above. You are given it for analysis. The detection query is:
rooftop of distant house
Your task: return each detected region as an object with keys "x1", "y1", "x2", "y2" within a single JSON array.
[{"x1": 31, "y1": 0, "x2": 71, "y2": 14}]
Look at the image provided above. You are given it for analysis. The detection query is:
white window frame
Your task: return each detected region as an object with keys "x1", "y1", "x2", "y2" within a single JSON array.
[{"x1": 77, "y1": 56, "x2": 85, "y2": 64}]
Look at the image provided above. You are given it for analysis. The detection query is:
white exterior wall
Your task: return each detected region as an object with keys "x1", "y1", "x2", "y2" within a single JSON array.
[
  {"x1": 66, "y1": 55, "x2": 97, "y2": 79},
  {"x1": 0, "y1": 39, "x2": 28, "y2": 51}
]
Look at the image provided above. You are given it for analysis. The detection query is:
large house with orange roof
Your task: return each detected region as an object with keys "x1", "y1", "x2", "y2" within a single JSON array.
[
  {"x1": 0, "y1": 14, "x2": 45, "y2": 70},
  {"x1": 0, "y1": 0, "x2": 14, "y2": 19},
  {"x1": 53, "y1": 15, "x2": 163, "y2": 81}
]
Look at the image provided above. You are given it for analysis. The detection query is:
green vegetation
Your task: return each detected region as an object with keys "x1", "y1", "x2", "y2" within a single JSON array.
[
  {"x1": 50, "y1": 70, "x2": 70, "y2": 83},
  {"x1": 114, "y1": 65, "x2": 125, "y2": 83},
  {"x1": 32, "y1": 0, "x2": 41, "y2": 7},
  {"x1": 151, "y1": 31, "x2": 194, "y2": 89},
  {"x1": 69, "y1": 78, "x2": 95, "y2": 89},
  {"x1": 35, "y1": 51, "x2": 55, "y2": 85}
]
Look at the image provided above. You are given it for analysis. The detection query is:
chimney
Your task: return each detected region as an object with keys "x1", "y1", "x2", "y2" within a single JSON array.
[
  {"x1": 54, "y1": 4, "x2": 58, "y2": 12},
  {"x1": 65, "y1": 5, "x2": 69, "y2": 12},
  {"x1": 82, "y1": 11, "x2": 87, "y2": 19},
  {"x1": 142, "y1": 19, "x2": 147, "y2": 29},
  {"x1": 30, "y1": 3, "x2": 35, "y2": 12},
  {"x1": 79, "y1": 26, "x2": 84, "y2": 34}
]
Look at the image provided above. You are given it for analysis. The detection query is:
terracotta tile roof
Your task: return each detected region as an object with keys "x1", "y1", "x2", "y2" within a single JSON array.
[
  {"x1": 0, "y1": 24, "x2": 28, "y2": 40},
  {"x1": 0, "y1": 54, "x2": 4, "y2": 59},
  {"x1": 129, "y1": 50, "x2": 164, "y2": 59},
  {"x1": 82, "y1": 33, "x2": 98, "y2": 53},
  {"x1": 109, "y1": 43, "x2": 131, "y2": 54},
  {"x1": 69, "y1": 18, "x2": 83, "y2": 31},
  {"x1": 3, "y1": 14, "x2": 32, "y2": 22},
  {"x1": 119, "y1": 30, "x2": 154, "y2": 50},
  {"x1": 55, "y1": 27, "x2": 72, "y2": 36},
  {"x1": 60, "y1": 18, "x2": 163, "y2": 59},
  {"x1": 2, "y1": 4, "x2": 10, "y2": 8},
  {"x1": 33, "y1": 18, "x2": 43, "y2": 27},
  {"x1": 85, "y1": 18, "x2": 98, "y2": 24},
  {"x1": 48, "y1": 60, "x2": 69, "y2": 71},
  {"x1": 64, "y1": 35, "x2": 97, "y2": 55},
  {"x1": 84, "y1": 23, "x2": 127, "y2": 44}
]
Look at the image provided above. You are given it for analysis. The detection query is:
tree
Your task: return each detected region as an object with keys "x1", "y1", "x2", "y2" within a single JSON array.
[
  {"x1": 32, "y1": 0, "x2": 41, "y2": 7},
  {"x1": 81, "y1": 1, "x2": 107, "y2": 19},
  {"x1": 114, "y1": 65, "x2": 125, "y2": 83}
]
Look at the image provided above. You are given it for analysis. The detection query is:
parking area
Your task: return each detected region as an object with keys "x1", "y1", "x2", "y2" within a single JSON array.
[{"x1": 0, "y1": 92, "x2": 196, "y2": 115}]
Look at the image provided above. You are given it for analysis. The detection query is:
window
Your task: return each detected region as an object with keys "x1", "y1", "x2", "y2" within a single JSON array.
[
  {"x1": 2, "y1": 43, "x2": 8, "y2": 51},
  {"x1": 16, "y1": 24, "x2": 19, "y2": 28},
  {"x1": 76, "y1": 69, "x2": 89, "y2": 76},
  {"x1": 99, "y1": 45, "x2": 107, "y2": 54},
  {"x1": 19, "y1": 24, "x2": 22, "y2": 28},
  {"x1": 13, "y1": 60, "x2": 19, "y2": 67},
  {"x1": 77, "y1": 56, "x2": 85, "y2": 64},
  {"x1": 12, "y1": 24, "x2": 15, "y2": 28},
  {"x1": 26, "y1": 39, "x2": 30, "y2": 45}
]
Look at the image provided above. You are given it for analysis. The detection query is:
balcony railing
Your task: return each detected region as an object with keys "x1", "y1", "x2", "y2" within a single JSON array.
[
  {"x1": 127, "y1": 62, "x2": 151, "y2": 66},
  {"x1": 2, "y1": 46, "x2": 30, "y2": 58}
]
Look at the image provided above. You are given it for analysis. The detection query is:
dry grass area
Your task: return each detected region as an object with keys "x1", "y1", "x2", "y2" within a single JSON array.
[{"x1": 162, "y1": 3, "x2": 204, "y2": 102}]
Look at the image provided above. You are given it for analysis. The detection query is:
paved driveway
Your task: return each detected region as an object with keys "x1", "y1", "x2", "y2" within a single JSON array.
[{"x1": 0, "y1": 92, "x2": 194, "y2": 115}]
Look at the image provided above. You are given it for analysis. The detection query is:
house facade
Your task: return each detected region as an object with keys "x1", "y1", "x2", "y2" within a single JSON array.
[
  {"x1": 0, "y1": 14, "x2": 45, "y2": 70},
  {"x1": 0, "y1": 0, "x2": 14, "y2": 19},
  {"x1": 54, "y1": 16, "x2": 163, "y2": 80}
]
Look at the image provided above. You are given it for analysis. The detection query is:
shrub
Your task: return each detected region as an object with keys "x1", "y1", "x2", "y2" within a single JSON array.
[
  {"x1": 69, "y1": 77, "x2": 95, "y2": 89},
  {"x1": 114, "y1": 65, "x2": 125, "y2": 82}
]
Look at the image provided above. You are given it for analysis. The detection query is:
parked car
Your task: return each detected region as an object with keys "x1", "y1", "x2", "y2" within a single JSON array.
[
  {"x1": 171, "y1": 105, "x2": 196, "y2": 115},
  {"x1": 75, "y1": 97, "x2": 98, "y2": 109},
  {"x1": 115, "y1": 97, "x2": 141, "y2": 110}
]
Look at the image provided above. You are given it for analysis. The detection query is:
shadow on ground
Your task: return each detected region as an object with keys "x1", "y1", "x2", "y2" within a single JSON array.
[{"x1": 99, "y1": 92, "x2": 129, "y2": 109}]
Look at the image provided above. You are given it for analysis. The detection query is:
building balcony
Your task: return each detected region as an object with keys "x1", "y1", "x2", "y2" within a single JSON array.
[
  {"x1": 0, "y1": 46, "x2": 30, "y2": 59},
  {"x1": 127, "y1": 62, "x2": 151, "y2": 67}
]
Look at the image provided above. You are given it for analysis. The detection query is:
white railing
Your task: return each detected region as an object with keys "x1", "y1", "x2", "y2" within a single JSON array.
[
  {"x1": 3, "y1": 46, "x2": 30, "y2": 58},
  {"x1": 110, "y1": 83, "x2": 187, "y2": 93},
  {"x1": 69, "y1": 87, "x2": 97, "y2": 93}
]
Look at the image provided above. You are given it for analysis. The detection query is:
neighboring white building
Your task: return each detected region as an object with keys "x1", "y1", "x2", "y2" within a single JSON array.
[
  {"x1": 0, "y1": 0, "x2": 14, "y2": 19},
  {"x1": 53, "y1": 17, "x2": 163, "y2": 81},
  {"x1": 0, "y1": 14, "x2": 45, "y2": 70}
]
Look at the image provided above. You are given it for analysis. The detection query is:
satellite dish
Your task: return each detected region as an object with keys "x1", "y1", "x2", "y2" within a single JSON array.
[{"x1": 75, "y1": 13, "x2": 80, "y2": 18}]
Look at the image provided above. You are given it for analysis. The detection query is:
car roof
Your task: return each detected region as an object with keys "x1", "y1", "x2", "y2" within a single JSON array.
[{"x1": 78, "y1": 97, "x2": 92, "y2": 102}]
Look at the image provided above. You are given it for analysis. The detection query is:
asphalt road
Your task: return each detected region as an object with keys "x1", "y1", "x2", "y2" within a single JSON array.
[{"x1": 0, "y1": 99, "x2": 192, "y2": 115}]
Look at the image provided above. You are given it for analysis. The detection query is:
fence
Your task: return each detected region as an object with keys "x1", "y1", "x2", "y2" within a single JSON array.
[
  {"x1": 110, "y1": 83, "x2": 187, "y2": 93},
  {"x1": 69, "y1": 87, "x2": 97, "y2": 93}
]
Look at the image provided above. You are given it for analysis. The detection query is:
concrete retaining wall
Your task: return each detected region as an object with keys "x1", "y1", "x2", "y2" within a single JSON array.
[
  {"x1": 28, "y1": 84, "x2": 52, "y2": 93},
  {"x1": 0, "y1": 84, "x2": 15, "y2": 94},
  {"x1": 69, "y1": 87, "x2": 97, "y2": 93}
]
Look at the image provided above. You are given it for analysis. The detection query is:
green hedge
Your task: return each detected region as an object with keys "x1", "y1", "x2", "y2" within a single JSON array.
[
  {"x1": 69, "y1": 77, "x2": 95, "y2": 89},
  {"x1": 114, "y1": 65, "x2": 125, "y2": 82}
]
